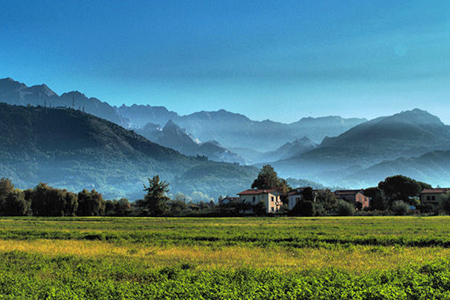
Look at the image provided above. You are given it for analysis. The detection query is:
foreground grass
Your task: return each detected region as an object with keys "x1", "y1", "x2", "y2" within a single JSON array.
[{"x1": 1, "y1": 216, "x2": 450, "y2": 299}]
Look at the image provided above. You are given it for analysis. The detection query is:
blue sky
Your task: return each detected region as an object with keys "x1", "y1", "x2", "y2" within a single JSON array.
[{"x1": 1, "y1": 0, "x2": 450, "y2": 123}]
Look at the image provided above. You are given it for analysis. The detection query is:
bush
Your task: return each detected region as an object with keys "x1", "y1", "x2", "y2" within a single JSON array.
[
  {"x1": 391, "y1": 200, "x2": 410, "y2": 215},
  {"x1": 440, "y1": 196, "x2": 450, "y2": 215},
  {"x1": 336, "y1": 200, "x2": 355, "y2": 216},
  {"x1": 289, "y1": 200, "x2": 315, "y2": 216}
]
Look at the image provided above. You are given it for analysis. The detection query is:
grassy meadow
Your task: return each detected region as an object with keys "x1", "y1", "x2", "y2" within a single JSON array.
[{"x1": 1, "y1": 216, "x2": 450, "y2": 299}]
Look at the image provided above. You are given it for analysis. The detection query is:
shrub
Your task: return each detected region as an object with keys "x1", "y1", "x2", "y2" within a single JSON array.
[
  {"x1": 289, "y1": 200, "x2": 315, "y2": 216},
  {"x1": 336, "y1": 200, "x2": 355, "y2": 216},
  {"x1": 391, "y1": 200, "x2": 410, "y2": 215}
]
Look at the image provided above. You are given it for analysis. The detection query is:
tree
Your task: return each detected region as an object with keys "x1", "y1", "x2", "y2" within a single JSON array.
[
  {"x1": 315, "y1": 189, "x2": 339, "y2": 212},
  {"x1": 251, "y1": 164, "x2": 290, "y2": 195},
  {"x1": 440, "y1": 193, "x2": 450, "y2": 215},
  {"x1": 364, "y1": 187, "x2": 388, "y2": 210},
  {"x1": 289, "y1": 200, "x2": 315, "y2": 216},
  {"x1": 143, "y1": 175, "x2": 170, "y2": 216},
  {"x1": 302, "y1": 187, "x2": 314, "y2": 201},
  {"x1": 378, "y1": 175, "x2": 430, "y2": 205},
  {"x1": 168, "y1": 199, "x2": 188, "y2": 215},
  {"x1": 4, "y1": 190, "x2": 30, "y2": 216},
  {"x1": 30, "y1": 183, "x2": 78, "y2": 216},
  {"x1": 252, "y1": 165, "x2": 279, "y2": 189},
  {"x1": 77, "y1": 189, "x2": 105, "y2": 216},
  {"x1": 336, "y1": 200, "x2": 355, "y2": 216},
  {"x1": 0, "y1": 178, "x2": 15, "y2": 211},
  {"x1": 391, "y1": 200, "x2": 410, "y2": 215}
]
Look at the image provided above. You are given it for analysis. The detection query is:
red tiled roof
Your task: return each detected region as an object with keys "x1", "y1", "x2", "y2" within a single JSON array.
[
  {"x1": 237, "y1": 189, "x2": 278, "y2": 195},
  {"x1": 421, "y1": 188, "x2": 450, "y2": 194}
]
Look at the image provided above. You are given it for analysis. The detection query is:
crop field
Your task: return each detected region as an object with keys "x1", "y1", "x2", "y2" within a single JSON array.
[{"x1": 1, "y1": 217, "x2": 450, "y2": 299}]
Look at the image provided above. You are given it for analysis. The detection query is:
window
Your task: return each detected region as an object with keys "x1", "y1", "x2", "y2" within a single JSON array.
[
  {"x1": 271, "y1": 196, "x2": 274, "y2": 202},
  {"x1": 432, "y1": 196, "x2": 436, "y2": 201},
  {"x1": 427, "y1": 196, "x2": 431, "y2": 201},
  {"x1": 253, "y1": 196, "x2": 256, "y2": 203},
  {"x1": 271, "y1": 207, "x2": 275, "y2": 212}
]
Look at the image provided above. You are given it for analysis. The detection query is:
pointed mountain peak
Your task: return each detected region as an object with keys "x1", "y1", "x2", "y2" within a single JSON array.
[
  {"x1": 164, "y1": 119, "x2": 179, "y2": 129},
  {"x1": 162, "y1": 120, "x2": 188, "y2": 136},
  {"x1": 0, "y1": 77, "x2": 27, "y2": 90},
  {"x1": 29, "y1": 84, "x2": 57, "y2": 97}
]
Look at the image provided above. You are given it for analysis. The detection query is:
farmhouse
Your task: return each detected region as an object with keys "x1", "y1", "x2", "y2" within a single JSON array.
[
  {"x1": 420, "y1": 188, "x2": 450, "y2": 206},
  {"x1": 335, "y1": 190, "x2": 370, "y2": 210},
  {"x1": 237, "y1": 189, "x2": 282, "y2": 214}
]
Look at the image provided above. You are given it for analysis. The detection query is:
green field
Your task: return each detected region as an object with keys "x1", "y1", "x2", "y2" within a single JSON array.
[{"x1": 1, "y1": 216, "x2": 450, "y2": 299}]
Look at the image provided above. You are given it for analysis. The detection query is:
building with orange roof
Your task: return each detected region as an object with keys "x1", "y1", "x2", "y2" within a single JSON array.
[{"x1": 237, "y1": 189, "x2": 282, "y2": 214}]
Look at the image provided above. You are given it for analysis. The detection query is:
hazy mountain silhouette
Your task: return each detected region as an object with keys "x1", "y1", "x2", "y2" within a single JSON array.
[
  {"x1": 175, "y1": 110, "x2": 365, "y2": 151},
  {"x1": 273, "y1": 109, "x2": 450, "y2": 186},
  {"x1": 118, "y1": 104, "x2": 178, "y2": 128},
  {"x1": 345, "y1": 149, "x2": 450, "y2": 188},
  {"x1": 0, "y1": 78, "x2": 127, "y2": 127},
  {"x1": 136, "y1": 120, "x2": 246, "y2": 164},
  {"x1": 4, "y1": 77, "x2": 450, "y2": 189},
  {"x1": 0, "y1": 103, "x2": 257, "y2": 199},
  {"x1": 232, "y1": 137, "x2": 317, "y2": 164},
  {"x1": 0, "y1": 78, "x2": 366, "y2": 161}
]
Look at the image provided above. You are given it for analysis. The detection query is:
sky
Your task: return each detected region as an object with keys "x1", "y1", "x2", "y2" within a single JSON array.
[{"x1": 1, "y1": 0, "x2": 450, "y2": 123}]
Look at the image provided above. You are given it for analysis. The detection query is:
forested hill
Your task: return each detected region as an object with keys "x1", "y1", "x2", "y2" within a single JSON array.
[{"x1": 0, "y1": 103, "x2": 257, "y2": 200}]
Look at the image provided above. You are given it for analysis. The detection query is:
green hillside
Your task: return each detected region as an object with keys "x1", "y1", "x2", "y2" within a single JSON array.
[{"x1": 0, "y1": 103, "x2": 257, "y2": 199}]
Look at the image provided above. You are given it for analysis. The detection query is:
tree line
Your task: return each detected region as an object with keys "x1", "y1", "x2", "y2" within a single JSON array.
[
  {"x1": 2, "y1": 165, "x2": 450, "y2": 217},
  {"x1": 0, "y1": 178, "x2": 107, "y2": 216},
  {"x1": 0, "y1": 177, "x2": 215, "y2": 217}
]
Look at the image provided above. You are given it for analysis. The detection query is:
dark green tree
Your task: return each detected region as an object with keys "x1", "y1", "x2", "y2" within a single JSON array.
[
  {"x1": 440, "y1": 192, "x2": 450, "y2": 215},
  {"x1": 3, "y1": 190, "x2": 30, "y2": 216},
  {"x1": 302, "y1": 187, "x2": 314, "y2": 201},
  {"x1": 30, "y1": 183, "x2": 77, "y2": 216},
  {"x1": 315, "y1": 189, "x2": 339, "y2": 212},
  {"x1": 289, "y1": 200, "x2": 315, "y2": 216},
  {"x1": 143, "y1": 175, "x2": 170, "y2": 216},
  {"x1": 252, "y1": 165, "x2": 280, "y2": 189},
  {"x1": 251, "y1": 165, "x2": 290, "y2": 206},
  {"x1": 364, "y1": 187, "x2": 388, "y2": 210},
  {"x1": 0, "y1": 178, "x2": 15, "y2": 211},
  {"x1": 77, "y1": 189, "x2": 105, "y2": 216},
  {"x1": 378, "y1": 175, "x2": 430, "y2": 205}
]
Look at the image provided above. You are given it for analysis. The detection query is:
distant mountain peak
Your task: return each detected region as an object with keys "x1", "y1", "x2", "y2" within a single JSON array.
[
  {"x1": 382, "y1": 108, "x2": 443, "y2": 126},
  {"x1": 162, "y1": 120, "x2": 188, "y2": 136},
  {"x1": 62, "y1": 91, "x2": 86, "y2": 98},
  {"x1": 29, "y1": 84, "x2": 57, "y2": 97}
]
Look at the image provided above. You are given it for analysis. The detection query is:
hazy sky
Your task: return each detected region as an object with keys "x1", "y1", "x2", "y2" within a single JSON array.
[{"x1": 2, "y1": 1, "x2": 450, "y2": 123}]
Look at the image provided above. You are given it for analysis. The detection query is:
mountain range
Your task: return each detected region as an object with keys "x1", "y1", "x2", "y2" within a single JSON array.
[
  {"x1": 2, "y1": 77, "x2": 450, "y2": 191},
  {"x1": 0, "y1": 103, "x2": 257, "y2": 200},
  {"x1": 0, "y1": 78, "x2": 366, "y2": 162},
  {"x1": 273, "y1": 109, "x2": 450, "y2": 187}
]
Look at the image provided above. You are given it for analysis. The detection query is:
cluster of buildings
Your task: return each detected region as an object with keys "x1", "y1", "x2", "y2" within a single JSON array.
[{"x1": 219, "y1": 187, "x2": 449, "y2": 214}]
